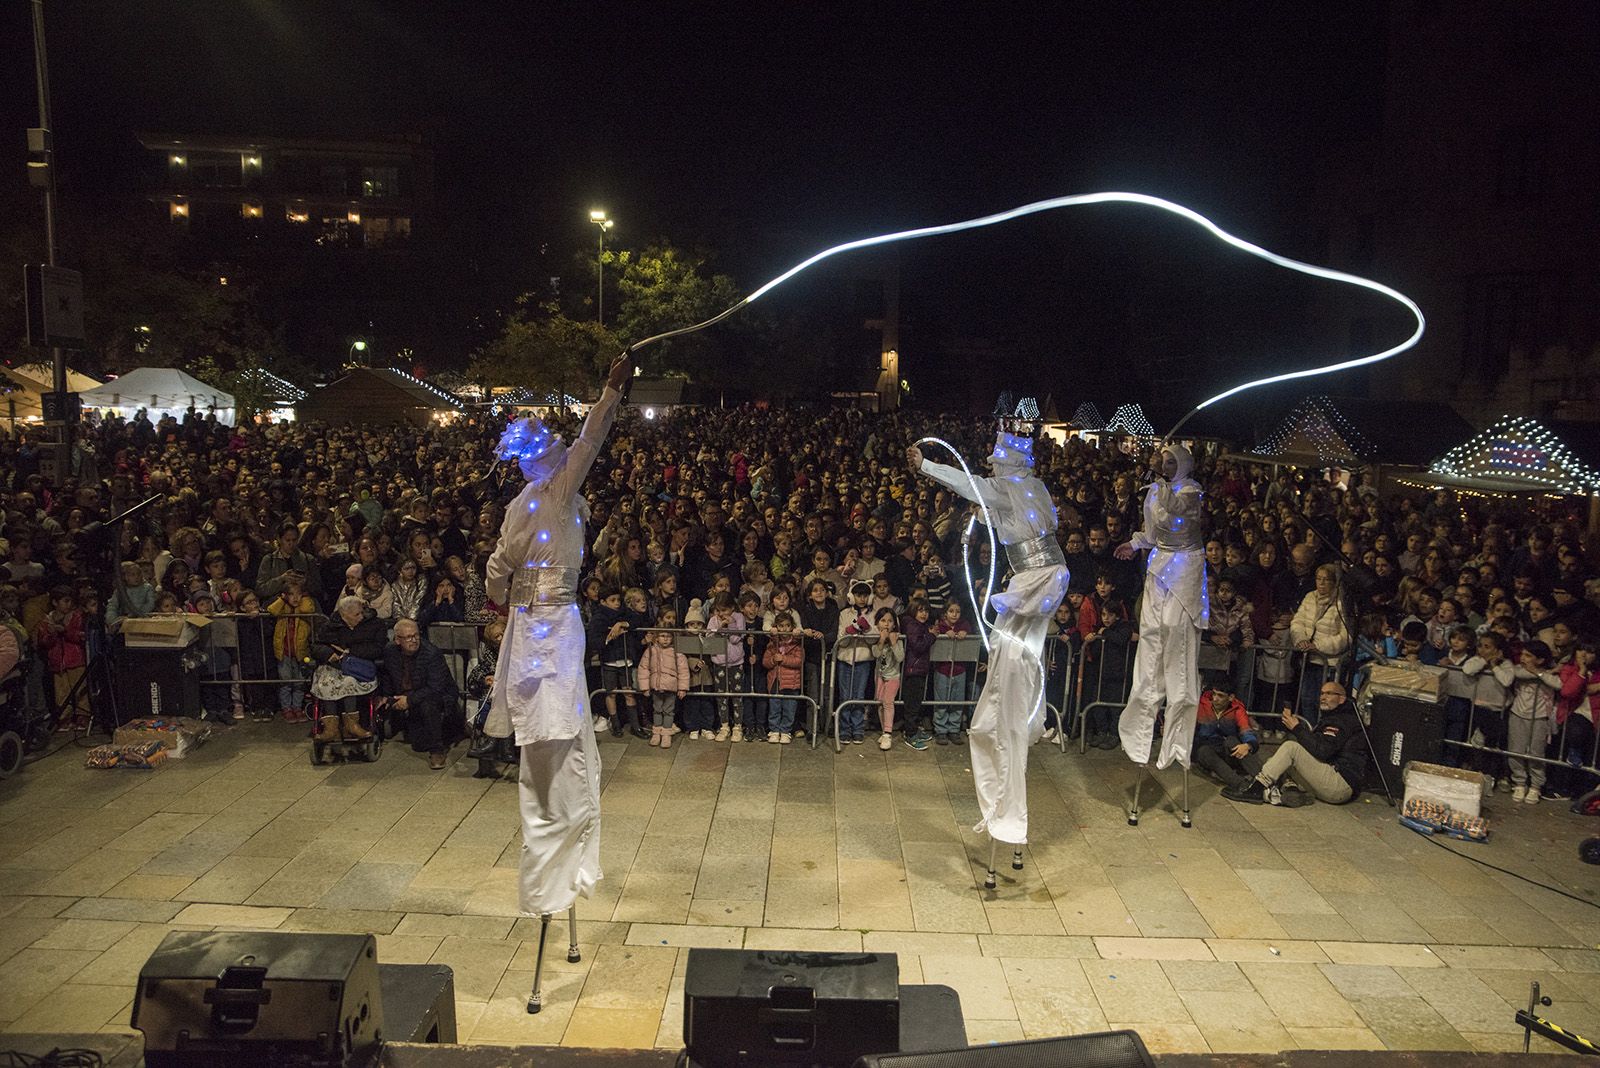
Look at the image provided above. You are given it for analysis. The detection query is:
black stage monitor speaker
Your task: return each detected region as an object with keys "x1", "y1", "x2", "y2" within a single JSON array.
[
  {"x1": 854, "y1": 1030, "x2": 1156, "y2": 1068},
  {"x1": 685, "y1": 949, "x2": 900, "y2": 1068},
  {"x1": 132, "y1": 930, "x2": 383, "y2": 1068},
  {"x1": 1365, "y1": 693, "x2": 1446, "y2": 794}
]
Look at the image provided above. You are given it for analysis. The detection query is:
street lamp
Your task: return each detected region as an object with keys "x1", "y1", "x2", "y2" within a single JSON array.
[
  {"x1": 348, "y1": 339, "x2": 368, "y2": 365},
  {"x1": 590, "y1": 209, "x2": 614, "y2": 325}
]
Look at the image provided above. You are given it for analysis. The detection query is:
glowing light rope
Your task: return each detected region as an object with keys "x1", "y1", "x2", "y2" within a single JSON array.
[
  {"x1": 625, "y1": 193, "x2": 1425, "y2": 436},
  {"x1": 919, "y1": 436, "x2": 996, "y2": 652}
]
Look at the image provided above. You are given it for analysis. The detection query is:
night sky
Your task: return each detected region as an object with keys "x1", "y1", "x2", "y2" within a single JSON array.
[{"x1": 2, "y1": 1, "x2": 1392, "y2": 410}]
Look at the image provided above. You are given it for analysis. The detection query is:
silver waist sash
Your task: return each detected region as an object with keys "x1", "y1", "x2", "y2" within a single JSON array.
[
  {"x1": 1005, "y1": 533, "x2": 1066, "y2": 573},
  {"x1": 508, "y1": 566, "x2": 580, "y2": 607}
]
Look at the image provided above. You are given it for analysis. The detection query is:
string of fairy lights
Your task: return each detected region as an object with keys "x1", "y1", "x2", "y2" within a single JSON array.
[
  {"x1": 238, "y1": 367, "x2": 307, "y2": 402},
  {"x1": 1070, "y1": 402, "x2": 1105, "y2": 430},
  {"x1": 1427, "y1": 415, "x2": 1600, "y2": 495},
  {"x1": 1251, "y1": 395, "x2": 1375, "y2": 464},
  {"x1": 1103, "y1": 402, "x2": 1155, "y2": 438},
  {"x1": 386, "y1": 366, "x2": 465, "y2": 409}
]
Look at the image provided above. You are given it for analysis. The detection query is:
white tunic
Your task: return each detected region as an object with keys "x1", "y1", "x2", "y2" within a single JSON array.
[
  {"x1": 483, "y1": 385, "x2": 621, "y2": 916},
  {"x1": 919, "y1": 459, "x2": 1069, "y2": 844}
]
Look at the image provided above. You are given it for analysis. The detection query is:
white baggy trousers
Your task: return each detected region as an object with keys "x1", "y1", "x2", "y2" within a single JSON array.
[
  {"x1": 518, "y1": 729, "x2": 602, "y2": 915},
  {"x1": 1118, "y1": 585, "x2": 1201, "y2": 769},
  {"x1": 969, "y1": 604, "x2": 1051, "y2": 844}
]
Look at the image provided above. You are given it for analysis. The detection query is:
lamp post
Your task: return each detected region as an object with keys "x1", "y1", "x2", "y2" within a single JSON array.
[
  {"x1": 348, "y1": 339, "x2": 368, "y2": 366},
  {"x1": 589, "y1": 209, "x2": 614, "y2": 325}
]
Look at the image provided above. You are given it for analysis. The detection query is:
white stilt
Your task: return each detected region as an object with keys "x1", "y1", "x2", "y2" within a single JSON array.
[
  {"x1": 1180, "y1": 764, "x2": 1193, "y2": 828},
  {"x1": 1128, "y1": 767, "x2": 1146, "y2": 826},
  {"x1": 984, "y1": 838, "x2": 998, "y2": 890}
]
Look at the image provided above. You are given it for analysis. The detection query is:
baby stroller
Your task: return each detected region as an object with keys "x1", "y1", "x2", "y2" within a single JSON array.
[{"x1": 307, "y1": 663, "x2": 386, "y2": 765}]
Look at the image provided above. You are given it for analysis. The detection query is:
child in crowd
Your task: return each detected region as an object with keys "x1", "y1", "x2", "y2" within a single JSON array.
[
  {"x1": 919, "y1": 548, "x2": 952, "y2": 615},
  {"x1": 870, "y1": 574, "x2": 901, "y2": 619},
  {"x1": 737, "y1": 590, "x2": 766, "y2": 739},
  {"x1": 761, "y1": 612, "x2": 805, "y2": 743},
  {"x1": 1552, "y1": 640, "x2": 1600, "y2": 801},
  {"x1": 34, "y1": 584, "x2": 87, "y2": 732},
  {"x1": 1084, "y1": 599, "x2": 1135, "y2": 747},
  {"x1": 191, "y1": 591, "x2": 236, "y2": 725},
  {"x1": 652, "y1": 570, "x2": 686, "y2": 628},
  {"x1": 235, "y1": 589, "x2": 279, "y2": 721},
  {"x1": 899, "y1": 599, "x2": 935, "y2": 749},
  {"x1": 741, "y1": 560, "x2": 774, "y2": 607},
  {"x1": 1191, "y1": 683, "x2": 1262, "y2": 790},
  {"x1": 1044, "y1": 600, "x2": 1077, "y2": 744},
  {"x1": 1438, "y1": 625, "x2": 1476, "y2": 766},
  {"x1": 682, "y1": 615, "x2": 716, "y2": 738},
  {"x1": 705, "y1": 592, "x2": 747, "y2": 742},
  {"x1": 637, "y1": 609, "x2": 690, "y2": 749},
  {"x1": 266, "y1": 570, "x2": 316, "y2": 719},
  {"x1": 835, "y1": 580, "x2": 877, "y2": 742},
  {"x1": 587, "y1": 586, "x2": 636, "y2": 737},
  {"x1": 1461, "y1": 631, "x2": 1514, "y2": 790},
  {"x1": 872, "y1": 607, "x2": 903, "y2": 750},
  {"x1": 929, "y1": 601, "x2": 972, "y2": 744},
  {"x1": 1506, "y1": 640, "x2": 1561, "y2": 804},
  {"x1": 466, "y1": 618, "x2": 514, "y2": 777},
  {"x1": 1254, "y1": 608, "x2": 1296, "y2": 716},
  {"x1": 763, "y1": 585, "x2": 800, "y2": 632}
]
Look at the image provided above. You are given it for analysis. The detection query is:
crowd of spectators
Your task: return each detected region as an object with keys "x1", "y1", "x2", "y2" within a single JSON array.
[{"x1": 0, "y1": 398, "x2": 1596, "y2": 801}]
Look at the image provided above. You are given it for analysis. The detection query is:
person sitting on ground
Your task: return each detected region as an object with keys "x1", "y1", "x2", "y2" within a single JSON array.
[
  {"x1": 1223, "y1": 679, "x2": 1368, "y2": 806},
  {"x1": 382, "y1": 617, "x2": 460, "y2": 769},
  {"x1": 1191, "y1": 683, "x2": 1262, "y2": 790}
]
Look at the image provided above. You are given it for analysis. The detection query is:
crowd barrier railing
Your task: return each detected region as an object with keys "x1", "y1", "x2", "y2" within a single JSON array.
[
  {"x1": 826, "y1": 634, "x2": 1070, "y2": 755},
  {"x1": 583, "y1": 626, "x2": 823, "y2": 744}
]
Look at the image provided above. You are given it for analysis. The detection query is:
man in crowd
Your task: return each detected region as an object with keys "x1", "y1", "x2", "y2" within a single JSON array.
[
  {"x1": 382, "y1": 618, "x2": 460, "y2": 769},
  {"x1": 1223, "y1": 680, "x2": 1368, "y2": 806}
]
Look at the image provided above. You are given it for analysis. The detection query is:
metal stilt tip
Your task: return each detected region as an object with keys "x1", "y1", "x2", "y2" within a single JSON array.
[
  {"x1": 1011, "y1": 850, "x2": 1024, "y2": 871},
  {"x1": 526, "y1": 994, "x2": 542, "y2": 1014},
  {"x1": 1180, "y1": 812, "x2": 1193, "y2": 828},
  {"x1": 984, "y1": 871, "x2": 997, "y2": 890},
  {"x1": 567, "y1": 948, "x2": 581, "y2": 963},
  {"x1": 1127, "y1": 810, "x2": 1140, "y2": 826}
]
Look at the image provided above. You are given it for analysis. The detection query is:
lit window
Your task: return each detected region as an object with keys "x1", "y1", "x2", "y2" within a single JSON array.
[
  {"x1": 346, "y1": 209, "x2": 361, "y2": 224},
  {"x1": 286, "y1": 207, "x2": 310, "y2": 223},
  {"x1": 361, "y1": 166, "x2": 399, "y2": 197},
  {"x1": 241, "y1": 203, "x2": 264, "y2": 219},
  {"x1": 169, "y1": 201, "x2": 189, "y2": 220},
  {"x1": 169, "y1": 153, "x2": 186, "y2": 168}
]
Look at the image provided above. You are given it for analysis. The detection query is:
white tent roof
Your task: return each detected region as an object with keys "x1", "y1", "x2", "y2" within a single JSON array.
[{"x1": 79, "y1": 367, "x2": 234, "y2": 414}]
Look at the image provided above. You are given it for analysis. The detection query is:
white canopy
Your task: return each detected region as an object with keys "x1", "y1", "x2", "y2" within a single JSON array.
[{"x1": 79, "y1": 367, "x2": 236, "y2": 426}]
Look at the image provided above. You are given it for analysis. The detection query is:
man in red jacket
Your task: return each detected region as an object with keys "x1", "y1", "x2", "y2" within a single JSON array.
[{"x1": 1191, "y1": 684, "x2": 1261, "y2": 790}]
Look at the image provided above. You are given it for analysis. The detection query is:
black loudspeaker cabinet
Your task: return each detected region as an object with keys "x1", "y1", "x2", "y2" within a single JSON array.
[
  {"x1": 1365, "y1": 693, "x2": 1445, "y2": 793},
  {"x1": 853, "y1": 1030, "x2": 1156, "y2": 1068},
  {"x1": 685, "y1": 949, "x2": 901, "y2": 1068},
  {"x1": 132, "y1": 930, "x2": 382, "y2": 1067},
  {"x1": 118, "y1": 646, "x2": 202, "y2": 719}
]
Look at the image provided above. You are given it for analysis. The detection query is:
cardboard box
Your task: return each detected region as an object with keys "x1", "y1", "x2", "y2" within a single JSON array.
[
  {"x1": 1403, "y1": 760, "x2": 1484, "y2": 819},
  {"x1": 121, "y1": 613, "x2": 211, "y2": 648},
  {"x1": 1365, "y1": 662, "x2": 1444, "y2": 703}
]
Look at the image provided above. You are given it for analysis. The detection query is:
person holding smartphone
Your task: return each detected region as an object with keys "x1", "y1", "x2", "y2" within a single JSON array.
[{"x1": 1223, "y1": 681, "x2": 1368, "y2": 806}]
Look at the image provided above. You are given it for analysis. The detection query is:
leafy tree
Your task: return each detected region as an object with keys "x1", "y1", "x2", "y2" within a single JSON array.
[
  {"x1": 467, "y1": 296, "x2": 620, "y2": 409},
  {"x1": 609, "y1": 244, "x2": 752, "y2": 386}
]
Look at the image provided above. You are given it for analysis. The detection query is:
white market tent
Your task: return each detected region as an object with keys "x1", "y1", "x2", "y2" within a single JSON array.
[
  {"x1": 79, "y1": 367, "x2": 236, "y2": 426},
  {"x1": 0, "y1": 364, "x2": 105, "y2": 430}
]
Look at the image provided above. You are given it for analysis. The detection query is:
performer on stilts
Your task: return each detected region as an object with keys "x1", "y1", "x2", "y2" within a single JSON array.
[
  {"x1": 1116, "y1": 442, "x2": 1207, "y2": 823},
  {"x1": 483, "y1": 351, "x2": 633, "y2": 1012},
  {"x1": 906, "y1": 404, "x2": 1068, "y2": 884}
]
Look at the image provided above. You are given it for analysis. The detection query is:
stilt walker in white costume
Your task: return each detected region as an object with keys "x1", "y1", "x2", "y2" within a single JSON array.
[
  {"x1": 483, "y1": 352, "x2": 633, "y2": 1013},
  {"x1": 1116, "y1": 442, "x2": 1208, "y2": 827},
  {"x1": 906, "y1": 405, "x2": 1069, "y2": 886}
]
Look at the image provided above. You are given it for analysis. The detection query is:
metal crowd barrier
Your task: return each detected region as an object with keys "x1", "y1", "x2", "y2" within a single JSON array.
[
  {"x1": 825, "y1": 634, "x2": 1070, "y2": 755},
  {"x1": 584, "y1": 626, "x2": 824, "y2": 743}
]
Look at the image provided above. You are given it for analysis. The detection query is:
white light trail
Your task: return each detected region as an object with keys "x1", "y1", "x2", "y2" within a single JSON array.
[{"x1": 627, "y1": 192, "x2": 1425, "y2": 432}]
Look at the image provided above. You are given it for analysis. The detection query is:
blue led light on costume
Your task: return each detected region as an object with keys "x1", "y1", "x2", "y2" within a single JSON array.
[
  {"x1": 528, "y1": 499, "x2": 540, "y2": 512},
  {"x1": 537, "y1": 530, "x2": 550, "y2": 543}
]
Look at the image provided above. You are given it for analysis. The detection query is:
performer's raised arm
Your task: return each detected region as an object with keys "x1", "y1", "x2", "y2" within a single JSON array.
[
  {"x1": 552, "y1": 352, "x2": 635, "y2": 501},
  {"x1": 905, "y1": 444, "x2": 997, "y2": 511}
]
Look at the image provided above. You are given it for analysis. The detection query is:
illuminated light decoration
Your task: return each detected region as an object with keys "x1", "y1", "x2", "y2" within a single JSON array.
[
  {"x1": 498, "y1": 386, "x2": 583, "y2": 409},
  {"x1": 168, "y1": 201, "x2": 189, "y2": 220},
  {"x1": 621, "y1": 194, "x2": 1424, "y2": 439},
  {"x1": 528, "y1": 499, "x2": 540, "y2": 512},
  {"x1": 286, "y1": 208, "x2": 310, "y2": 223},
  {"x1": 385, "y1": 366, "x2": 465, "y2": 409},
  {"x1": 169, "y1": 153, "x2": 186, "y2": 167},
  {"x1": 1014, "y1": 396, "x2": 1040, "y2": 421},
  {"x1": 237, "y1": 367, "x2": 307, "y2": 403},
  {"x1": 347, "y1": 210, "x2": 362, "y2": 224},
  {"x1": 1104, "y1": 403, "x2": 1156, "y2": 437},
  {"x1": 537, "y1": 530, "x2": 550, "y2": 543},
  {"x1": 1251, "y1": 395, "x2": 1375, "y2": 464},
  {"x1": 1427, "y1": 415, "x2": 1600, "y2": 496},
  {"x1": 1071, "y1": 402, "x2": 1106, "y2": 431},
  {"x1": 241, "y1": 203, "x2": 264, "y2": 219}
]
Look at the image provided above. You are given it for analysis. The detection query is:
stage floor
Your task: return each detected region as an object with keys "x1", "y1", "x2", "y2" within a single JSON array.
[{"x1": 0, "y1": 723, "x2": 1596, "y2": 1056}]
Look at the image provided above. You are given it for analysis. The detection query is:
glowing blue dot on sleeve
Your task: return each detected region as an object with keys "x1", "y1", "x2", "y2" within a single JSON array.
[
  {"x1": 528, "y1": 499, "x2": 539, "y2": 512},
  {"x1": 1028, "y1": 511, "x2": 1037, "y2": 521},
  {"x1": 537, "y1": 530, "x2": 550, "y2": 543}
]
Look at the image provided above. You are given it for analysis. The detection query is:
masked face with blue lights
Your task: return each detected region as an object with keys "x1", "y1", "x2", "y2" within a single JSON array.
[{"x1": 496, "y1": 415, "x2": 567, "y2": 485}]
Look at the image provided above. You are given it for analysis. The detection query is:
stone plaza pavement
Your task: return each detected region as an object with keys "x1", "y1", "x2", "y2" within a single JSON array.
[{"x1": 0, "y1": 722, "x2": 1597, "y2": 1056}]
